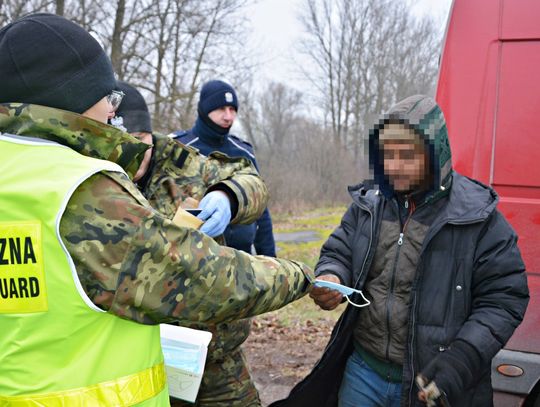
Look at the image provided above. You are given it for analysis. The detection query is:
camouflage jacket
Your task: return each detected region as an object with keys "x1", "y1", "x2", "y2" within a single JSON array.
[
  {"x1": 141, "y1": 133, "x2": 266, "y2": 225},
  {"x1": 0, "y1": 103, "x2": 313, "y2": 324},
  {"x1": 140, "y1": 134, "x2": 269, "y2": 357}
]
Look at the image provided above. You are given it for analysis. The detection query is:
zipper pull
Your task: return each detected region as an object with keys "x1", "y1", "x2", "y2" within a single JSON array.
[
  {"x1": 404, "y1": 199, "x2": 409, "y2": 209},
  {"x1": 398, "y1": 232, "x2": 403, "y2": 246}
]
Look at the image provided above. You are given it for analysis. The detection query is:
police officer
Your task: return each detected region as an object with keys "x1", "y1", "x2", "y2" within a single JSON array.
[{"x1": 174, "y1": 80, "x2": 276, "y2": 256}]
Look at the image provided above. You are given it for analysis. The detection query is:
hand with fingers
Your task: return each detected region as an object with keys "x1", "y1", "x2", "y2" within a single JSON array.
[
  {"x1": 309, "y1": 274, "x2": 343, "y2": 310},
  {"x1": 416, "y1": 340, "x2": 480, "y2": 407},
  {"x1": 197, "y1": 191, "x2": 231, "y2": 237}
]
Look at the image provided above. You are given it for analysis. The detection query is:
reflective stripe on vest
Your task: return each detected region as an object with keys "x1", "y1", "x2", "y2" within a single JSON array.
[
  {"x1": 0, "y1": 134, "x2": 166, "y2": 406},
  {"x1": 0, "y1": 362, "x2": 165, "y2": 407}
]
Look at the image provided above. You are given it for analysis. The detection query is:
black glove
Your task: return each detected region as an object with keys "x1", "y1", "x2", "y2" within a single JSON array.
[{"x1": 419, "y1": 340, "x2": 482, "y2": 405}]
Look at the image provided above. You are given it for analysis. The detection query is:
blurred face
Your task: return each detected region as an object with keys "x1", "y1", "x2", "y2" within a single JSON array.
[
  {"x1": 82, "y1": 96, "x2": 116, "y2": 123},
  {"x1": 131, "y1": 132, "x2": 153, "y2": 182},
  {"x1": 382, "y1": 140, "x2": 429, "y2": 193},
  {"x1": 208, "y1": 106, "x2": 237, "y2": 129}
]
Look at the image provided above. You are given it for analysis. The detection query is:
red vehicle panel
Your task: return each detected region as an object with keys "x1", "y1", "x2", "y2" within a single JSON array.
[
  {"x1": 437, "y1": 0, "x2": 540, "y2": 405},
  {"x1": 501, "y1": 0, "x2": 540, "y2": 40}
]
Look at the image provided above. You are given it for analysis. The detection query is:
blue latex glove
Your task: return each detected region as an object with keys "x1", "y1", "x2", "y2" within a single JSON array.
[{"x1": 198, "y1": 191, "x2": 232, "y2": 237}]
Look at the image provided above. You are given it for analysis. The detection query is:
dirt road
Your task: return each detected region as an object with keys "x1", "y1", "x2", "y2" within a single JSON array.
[{"x1": 243, "y1": 313, "x2": 337, "y2": 406}]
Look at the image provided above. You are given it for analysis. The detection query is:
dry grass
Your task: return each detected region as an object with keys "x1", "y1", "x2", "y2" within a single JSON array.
[{"x1": 263, "y1": 206, "x2": 348, "y2": 326}]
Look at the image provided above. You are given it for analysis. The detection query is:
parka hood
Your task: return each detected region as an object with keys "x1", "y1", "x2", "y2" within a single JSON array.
[
  {"x1": 0, "y1": 103, "x2": 149, "y2": 179},
  {"x1": 369, "y1": 95, "x2": 453, "y2": 204}
]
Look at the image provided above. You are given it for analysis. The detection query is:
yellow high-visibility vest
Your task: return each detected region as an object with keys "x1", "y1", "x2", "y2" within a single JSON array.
[{"x1": 0, "y1": 134, "x2": 168, "y2": 406}]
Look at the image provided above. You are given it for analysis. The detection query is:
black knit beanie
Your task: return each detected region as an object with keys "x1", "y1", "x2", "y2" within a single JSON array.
[
  {"x1": 197, "y1": 80, "x2": 239, "y2": 134},
  {"x1": 115, "y1": 81, "x2": 152, "y2": 133},
  {"x1": 0, "y1": 13, "x2": 116, "y2": 114},
  {"x1": 197, "y1": 80, "x2": 239, "y2": 117}
]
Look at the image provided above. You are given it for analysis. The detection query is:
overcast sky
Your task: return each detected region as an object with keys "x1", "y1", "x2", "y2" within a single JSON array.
[{"x1": 242, "y1": 0, "x2": 453, "y2": 90}]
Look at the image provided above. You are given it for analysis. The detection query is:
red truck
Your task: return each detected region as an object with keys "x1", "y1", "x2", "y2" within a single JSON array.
[{"x1": 436, "y1": 0, "x2": 540, "y2": 405}]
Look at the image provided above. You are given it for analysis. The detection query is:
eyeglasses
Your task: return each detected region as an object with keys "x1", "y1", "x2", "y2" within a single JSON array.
[{"x1": 106, "y1": 90, "x2": 124, "y2": 112}]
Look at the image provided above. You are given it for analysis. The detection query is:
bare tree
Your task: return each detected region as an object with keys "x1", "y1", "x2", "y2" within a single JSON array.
[
  {"x1": 55, "y1": 0, "x2": 64, "y2": 15},
  {"x1": 241, "y1": 82, "x2": 303, "y2": 149},
  {"x1": 0, "y1": 0, "x2": 53, "y2": 26},
  {"x1": 1, "y1": 0, "x2": 255, "y2": 134},
  {"x1": 65, "y1": 0, "x2": 104, "y2": 31},
  {"x1": 173, "y1": 0, "x2": 254, "y2": 130},
  {"x1": 110, "y1": 0, "x2": 127, "y2": 75},
  {"x1": 299, "y1": 0, "x2": 440, "y2": 159},
  {"x1": 126, "y1": 0, "x2": 254, "y2": 132},
  {"x1": 239, "y1": 81, "x2": 362, "y2": 210}
]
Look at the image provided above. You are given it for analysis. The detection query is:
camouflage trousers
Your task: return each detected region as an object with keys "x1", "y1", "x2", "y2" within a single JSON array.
[{"x1": 170, "y1": 319, "x2": 260, "y2": 407}]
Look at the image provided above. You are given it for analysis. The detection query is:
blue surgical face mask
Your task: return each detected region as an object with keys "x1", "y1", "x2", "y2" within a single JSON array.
[
  {"x1": 161, "y1": 337, "x2": 202, "y2": 373},
  {"x1": 313, "y1": 279, "x2": 371, "y2": 308}
]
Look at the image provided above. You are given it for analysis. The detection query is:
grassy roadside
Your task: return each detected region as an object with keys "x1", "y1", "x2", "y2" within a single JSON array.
[
  {"x1": 273, "y1": 206, "x2": 347, "y2": 268},
  {"x1": 258, "y1": 206, "x2": 349, "y2": 327}
]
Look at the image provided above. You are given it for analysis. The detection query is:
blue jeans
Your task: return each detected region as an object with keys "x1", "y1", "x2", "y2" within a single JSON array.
[{"x1": 338, "y1": 351, "x2": 402, "y2": 407}]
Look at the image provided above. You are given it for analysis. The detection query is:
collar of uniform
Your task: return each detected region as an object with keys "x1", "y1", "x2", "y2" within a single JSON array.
[
  {"x1": 0, "y1": 103, "x2": 148, "y2": 179},
  {"x1": 193, "y1": 116, "x2": 228, "y2": 146}
]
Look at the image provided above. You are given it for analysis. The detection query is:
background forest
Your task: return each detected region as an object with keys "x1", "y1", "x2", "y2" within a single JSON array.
[{"x1": 0, "y1": 0, "x2": 442, "y2": 210}]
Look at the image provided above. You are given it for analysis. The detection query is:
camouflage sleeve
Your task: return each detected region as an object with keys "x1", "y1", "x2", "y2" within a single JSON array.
[
  {"x1": 202, "y1": 151, "x2": 268, "y2": 225},
  {"x1": 143, "y1": 135, "x2": 267, "y2": 224},
  {"x1": 60, "y1": 171, "x2": 314, "y2": 325}
]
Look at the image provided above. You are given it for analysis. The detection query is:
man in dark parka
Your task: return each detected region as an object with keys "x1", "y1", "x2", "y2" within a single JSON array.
[{"x1": 272, "y1": 95, "x2": 529, "y2": 407}]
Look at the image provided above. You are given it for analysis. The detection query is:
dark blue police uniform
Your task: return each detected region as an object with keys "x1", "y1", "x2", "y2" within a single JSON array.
[{"x1": 173, "y1": 117, "x2": 276, "y2": 256}]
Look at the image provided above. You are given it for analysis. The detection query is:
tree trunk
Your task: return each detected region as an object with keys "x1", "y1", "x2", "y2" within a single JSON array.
[
  {"x1": 110, "y1": 0, "x2": 125, "y2": 77},
  {"x1": 55, "y1": 0, "x2": 64, "y2": 15}
]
